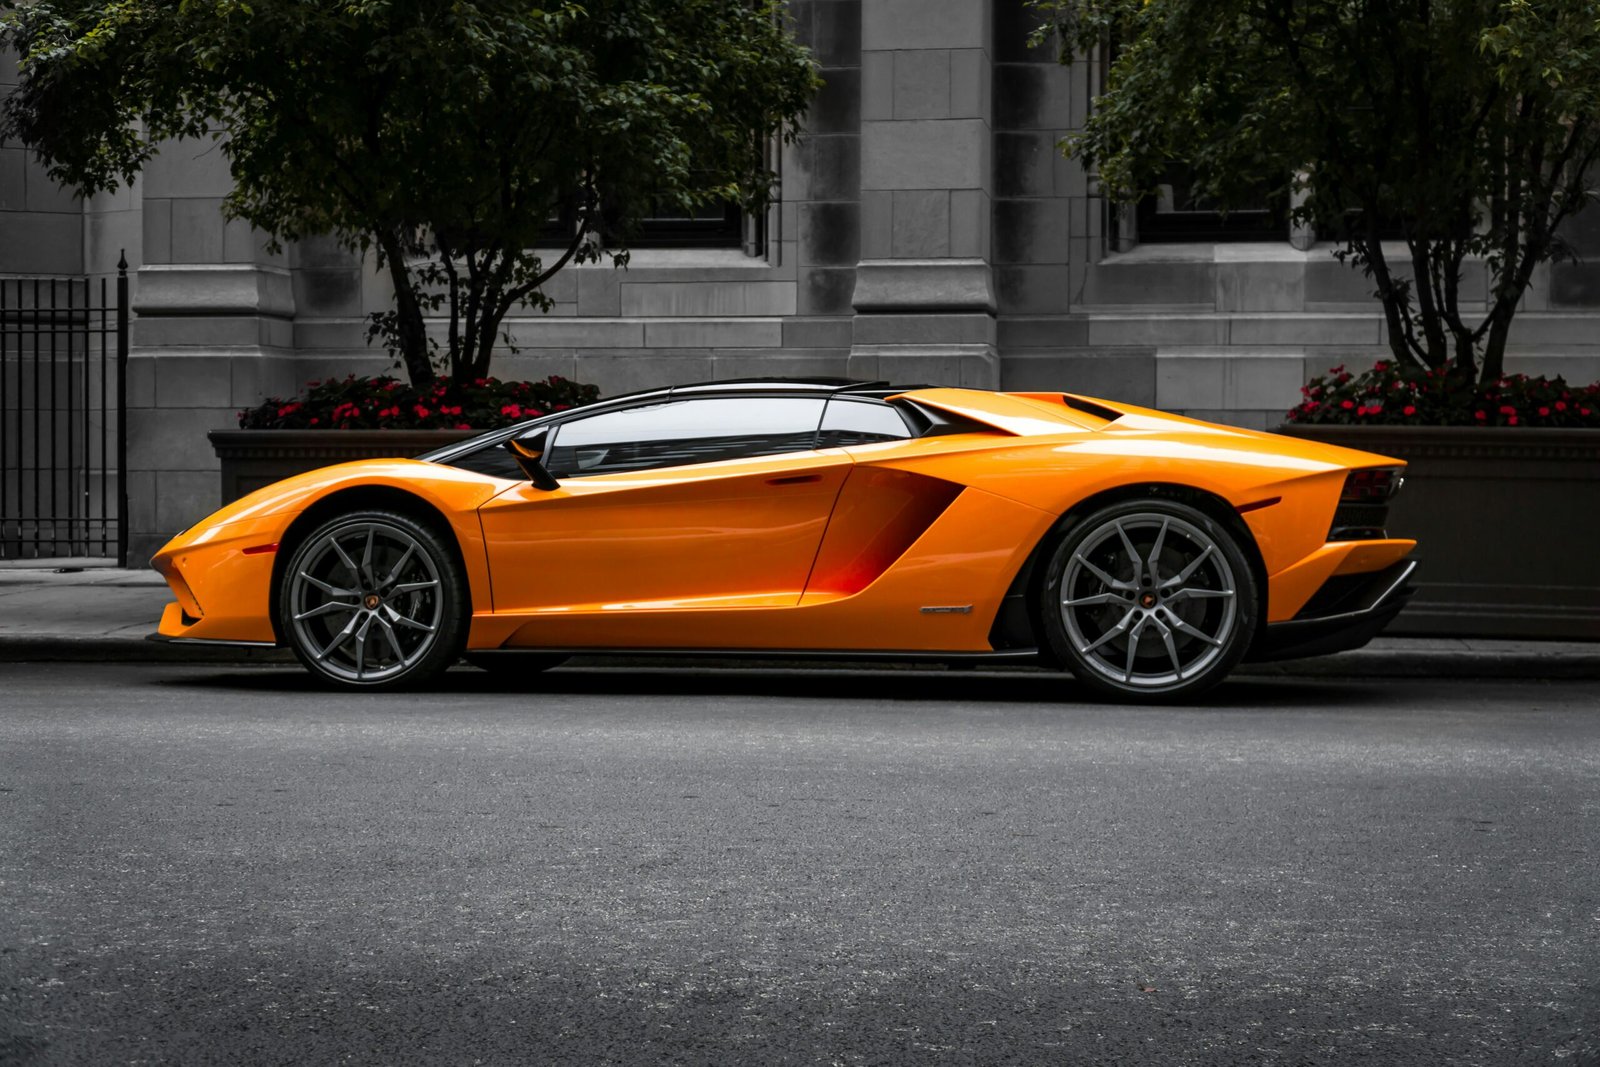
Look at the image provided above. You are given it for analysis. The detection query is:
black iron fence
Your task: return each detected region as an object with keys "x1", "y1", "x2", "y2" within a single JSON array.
[{"x1": 0, "y1": 256, "x2": 129, "y2": 565}]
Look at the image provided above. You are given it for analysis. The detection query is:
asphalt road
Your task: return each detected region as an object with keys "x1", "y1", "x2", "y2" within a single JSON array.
[{"x1": 1, "y1": 663, "x2": 1596, "y2": 1066}]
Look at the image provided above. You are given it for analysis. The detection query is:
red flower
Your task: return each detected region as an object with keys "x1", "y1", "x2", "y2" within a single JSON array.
[
  {"x1": 1341, "y1": 400, "x2": 1355, "y2": 410},
  {"x1": 413, "y1": 405, "x2": 431, "y2": 419},
  {"x1": 1402, "y1": 405, "x2": 1416, "y2": 416},
  {"x1": 1498, "y1": 404, "x2": 1515, "y2": 416},
  {"x1": 501, "y1": 403, "x2": 522, "y2": 418},
  {"x1": 1474, "y1": 410, "x2": 1487, "y2": 421},
  {"x1": 1538, "y1": 406, "x2": 1550, "y2": 417},
  {"x1": 1556, "y1": 401, "x2": 1567, "y2": 412},
  {"x1": 309, "y1": 417, "x2": 320, "y2": 425},
  {"x1": 277, "y1": 402, "x2": 301, "y2": 418},
  {"x1": 454, "y1": 422, "x2": 472, "y2": 430}
]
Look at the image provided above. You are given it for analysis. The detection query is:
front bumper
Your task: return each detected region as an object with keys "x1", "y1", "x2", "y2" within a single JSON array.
[
  {"x1": 1247, "y1": 558, "x2": 1418, "y2": 662},
  {"x1": 151, "y1": 511, "x2": 292, "y2": 645}
]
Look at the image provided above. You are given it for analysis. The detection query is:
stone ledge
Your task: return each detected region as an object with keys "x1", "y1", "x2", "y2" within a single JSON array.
[
  {"x1": 134, "y1": 264, "x2": 295, "y2": 318},
  {"x1": 851, "y1": 259, "x2": 995, "y2": 312}
]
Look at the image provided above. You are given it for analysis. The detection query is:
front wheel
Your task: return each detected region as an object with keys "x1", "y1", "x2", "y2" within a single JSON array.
[
  {"x1": 278, "y1": 509, "x2": 469, "y2": 689},
  {"x1": 1039, "y1": 499, "x2": 1258, "y2": 702}
]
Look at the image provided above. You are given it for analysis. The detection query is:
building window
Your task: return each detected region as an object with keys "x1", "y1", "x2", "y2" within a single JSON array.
[
  {"x1": 630, "y1": 200, "x2": 745, "y2": 249},
  {"x1": 540, "y1": 193, "x2": 747, "y2": 250},
  {"x1": 1133, "y1": 163, "x2": 1289, "y2": 243}
]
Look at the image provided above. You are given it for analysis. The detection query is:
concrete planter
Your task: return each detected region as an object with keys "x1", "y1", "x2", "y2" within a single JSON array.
[
  {"x1": 1276, "y1": 425, "x2": 1600, "y2": 639},
  {"x1": 209, "y1": 429, "x2": 479, "y2": 505}
]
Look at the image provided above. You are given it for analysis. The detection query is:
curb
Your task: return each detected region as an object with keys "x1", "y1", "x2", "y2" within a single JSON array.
[{"x1": 1, "y1": 635, "x2": 1597, "y2": 679}]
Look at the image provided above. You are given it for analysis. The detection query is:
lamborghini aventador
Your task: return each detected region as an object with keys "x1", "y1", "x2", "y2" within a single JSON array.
[{"x1": 152, "y1": 379, "x2": 1417, "y2": 700}]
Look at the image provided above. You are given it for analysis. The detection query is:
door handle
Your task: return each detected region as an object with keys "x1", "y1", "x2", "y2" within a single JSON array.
[{"x1": 766, "y1": 474, "x2": 823, "y2": 486}]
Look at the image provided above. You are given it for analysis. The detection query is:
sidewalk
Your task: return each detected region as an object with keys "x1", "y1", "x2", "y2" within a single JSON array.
[{"x1": 1, "y1": 561, "x2": 1597, "y2": 678}]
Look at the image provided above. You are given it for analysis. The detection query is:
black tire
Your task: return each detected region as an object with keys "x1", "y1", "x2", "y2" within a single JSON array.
[
  {"x1": 463, "y1": 652, "x2": 569, "y2": 675},
  {"x1": 1038, "y1": 498, "x2": 1258, "y2": 702},
  {"x1": 277, "y1": 509, "x2": 469, "y2": 690}
]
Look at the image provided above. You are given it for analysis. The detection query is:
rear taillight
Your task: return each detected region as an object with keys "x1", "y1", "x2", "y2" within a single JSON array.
[
  {"x1": 1329, "y1": 466, "x2": 1404, "y2": 541},
  {"x1": 1340, "y1": 466, "x2": 1405, "y2": 503}
]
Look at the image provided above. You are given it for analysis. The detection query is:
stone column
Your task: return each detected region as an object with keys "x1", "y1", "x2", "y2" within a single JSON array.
[
  {"x1": 127, "y1": 138, "x2": 296, "y2": 560},
  {"x1": 849, "y1": 0, "x2": 997, "y2": 387}
]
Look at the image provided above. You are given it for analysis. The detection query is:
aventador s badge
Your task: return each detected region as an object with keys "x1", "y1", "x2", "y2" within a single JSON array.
[{"x1": 920, "y1": 605, "x2": 973, "y2": 614}]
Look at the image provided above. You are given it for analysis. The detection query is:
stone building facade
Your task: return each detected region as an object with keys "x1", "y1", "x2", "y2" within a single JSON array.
[{"x1": 5, "y1": 1, "x2": 1600, "y2": 561}]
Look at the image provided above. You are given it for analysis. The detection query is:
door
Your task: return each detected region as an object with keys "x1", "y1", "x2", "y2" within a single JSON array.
[{"x1": 479, "y1": 396, "x2": 851, "y2": 616}]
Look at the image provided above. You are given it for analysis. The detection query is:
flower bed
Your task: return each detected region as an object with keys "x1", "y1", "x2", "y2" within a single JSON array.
[
  {"x1": 216, "y1": 373, "x2": 602, "y2": 505},
  {"x1": 237, "y1": 373, "x2": 600, "y2": 430},
  {"x1": 1285, "y1": 361, "x2": 1600, "y2": 428},
  {"x1": 1278, "y1": 360, "x2": 1600, "y2": 640}
]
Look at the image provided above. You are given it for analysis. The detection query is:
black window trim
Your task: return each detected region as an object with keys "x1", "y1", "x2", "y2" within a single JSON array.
[
  {"x1": 419, "y1": 382, "x2": 966, "y2": 478},
  {"x1": 543, "y1": 394, "x2": 832, "y2": 479}
]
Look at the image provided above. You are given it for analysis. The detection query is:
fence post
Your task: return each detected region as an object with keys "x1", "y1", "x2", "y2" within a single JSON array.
[{"x1": 116, "y1": 252, "x2": 129, "y2": 568}]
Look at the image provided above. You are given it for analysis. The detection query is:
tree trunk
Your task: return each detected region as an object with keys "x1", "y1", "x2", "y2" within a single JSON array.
[
  {"x1": 1361, "y1": 238, "x2": 1428, "y2": 370},
  {"x1": 377, "y1": 230, "x2": 434, "y2": 386},
  {"x1": 1480, "y1": 310, "x2": 1511, "y2": 384}
]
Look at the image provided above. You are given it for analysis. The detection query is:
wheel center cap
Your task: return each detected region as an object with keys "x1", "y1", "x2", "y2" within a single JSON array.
[
  {"x1": 364, "y1": 594, "x2": 381, "y2": 610},
  {"x1": 1140, "y1": 592, "x2": 1158, "y2": 609}
]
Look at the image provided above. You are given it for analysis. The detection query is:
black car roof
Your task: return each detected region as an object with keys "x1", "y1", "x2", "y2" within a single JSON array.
[
  {"x1": 416, "y1": 378, "x2": 933, "y2": 466},
  {"x1": 668, "y1": 377, "x2": 904, "y2": 396}
]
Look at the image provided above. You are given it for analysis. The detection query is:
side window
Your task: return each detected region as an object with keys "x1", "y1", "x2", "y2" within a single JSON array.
[
  {"x1": 817, "y1": 398, "x2": 913, "y2": 448},
  {"x1": 545, "y1": 397, "x2": 826, "y2": 478}
]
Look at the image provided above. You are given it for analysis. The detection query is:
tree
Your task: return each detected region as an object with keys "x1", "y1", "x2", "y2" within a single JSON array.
[
  {"x1": 1, "y1": 0, "x2": 818, "y2": 384},
  {"x1": 1032, "y1": 0, "x2": 1600, "y2": 383}
]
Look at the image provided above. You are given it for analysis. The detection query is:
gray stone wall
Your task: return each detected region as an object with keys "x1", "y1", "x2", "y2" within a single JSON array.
[
  {"x1": 8, "y1": 7, "x2": 1600, "y2": 560},
  {"x1": 0, "y1": 49, "x2": 81, "y2": 278}
]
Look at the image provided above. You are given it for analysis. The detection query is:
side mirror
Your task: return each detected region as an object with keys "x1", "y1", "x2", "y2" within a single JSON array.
[{"x1": 503, "y1": 429, "x2": 560, "y2": 491}]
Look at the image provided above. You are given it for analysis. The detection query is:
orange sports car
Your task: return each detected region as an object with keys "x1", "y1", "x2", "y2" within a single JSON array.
[{"x1": 152, "y1": 379, "x2": 1416, "y2": 700}]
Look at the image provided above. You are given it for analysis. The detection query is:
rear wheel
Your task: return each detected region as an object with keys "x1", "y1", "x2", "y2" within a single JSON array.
[
  {"x1": 1039, "y1": 499, "x2": 1257, "y2": 702},
  {"x1": 278, "y1": 510, "x2": 468, "y2": 689}
]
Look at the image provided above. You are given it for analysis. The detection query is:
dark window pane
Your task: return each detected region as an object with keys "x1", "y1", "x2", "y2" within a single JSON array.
[
  {"x1": 442, "y1": 443, "x2": 526, "y2": 480},
  {"x1": 1135, "y1": 163, "x2": 1288, "y2": 243},
  {"x1": 540, "y1": 193, "x2": 745, "y2": 249},
  {"x1": 545, "y1": 398, "x2": 825, "y2": 478},
  {"x1": 817, "y1": 398, "x2": 912, "y2": 447},
  {"x1": 631, "y1": 199, "x2": 744, "y2": 249}
]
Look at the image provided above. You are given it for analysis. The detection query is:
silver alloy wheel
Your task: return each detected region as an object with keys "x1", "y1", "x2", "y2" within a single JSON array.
[
  {"x1": 287, "y1": 521, "x2": 444, "y2": 684},
  {"x1": 1059, "y1": 511, "x2": 1238, "y2": 690}
]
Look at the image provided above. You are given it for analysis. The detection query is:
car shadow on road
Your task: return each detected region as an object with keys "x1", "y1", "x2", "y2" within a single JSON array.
[{"x1": 155, "y1": 662, "x2": 1407, "y2": 710}]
